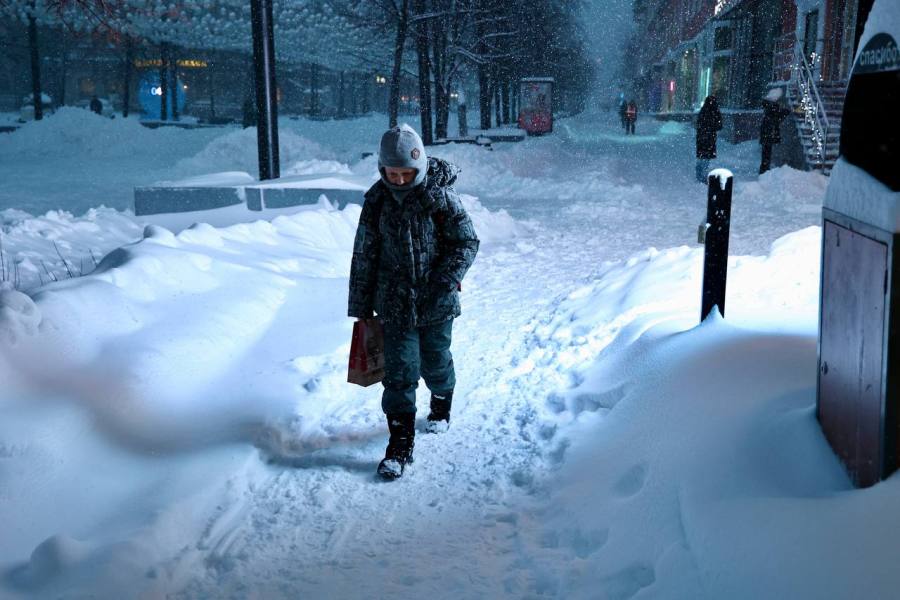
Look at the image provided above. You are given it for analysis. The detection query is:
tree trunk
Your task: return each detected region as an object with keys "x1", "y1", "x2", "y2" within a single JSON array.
[
  {"x1": 159, "y1": 43, "x2": 168, "y2": 120},
  {"x1": 458, "y1": 99, "x2": 468, "y2": 137},
  {"x1": 501, "y1": 76, "x2": 510, "y2": 124},
  {"x1": 58, "y1": 28, "x2": 67, "y2": 106},
  {"x1": 388, "y1": 0, "x2": 409, "y2": 128},
  {"x1": 338, "y1": 71, "x2": 346, "y2": 118},
  {"x1": 122, "y1": 36, "x2": 133, "y2": 117},
  {"x1": 27, "y1": 7, "x2": 43, "y2": 120},
  {"x1": 479, "y1": 67, "x2": 490, "y2": 130},
  {"x1": 362, "y1": 74, "x2": 370, "y2": 114},
  {"x1": 208, "y1": 54, "x2": 215, "y2": 119},
  {"x1": 493, "y1": 82, "x2": 501, "y2": 128},
  {"x1": 430, "y1": 11, "x2": 450, "y2": 139},
  {"x1": 434, "y1": 85, "x2": 449, "y2": 138},
  {"x1": 511, "y1": 81, "x2": 518, "y2": 124},
  {"x1": 413, "y1": 0, "x2": 433, "y2": 144},
  {"x1": 309, "y1": 63, "x2": 319, "y2": 115}
]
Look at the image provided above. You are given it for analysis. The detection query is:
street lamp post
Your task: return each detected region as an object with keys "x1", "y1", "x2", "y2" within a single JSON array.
[{"x1": 250, "y1": 0, "x2": 280, "y2": 181}]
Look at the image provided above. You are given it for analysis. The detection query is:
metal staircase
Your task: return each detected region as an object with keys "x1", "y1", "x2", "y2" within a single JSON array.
[{"x1": 784, "y1": 44, "x2": 846, "y2": 175}]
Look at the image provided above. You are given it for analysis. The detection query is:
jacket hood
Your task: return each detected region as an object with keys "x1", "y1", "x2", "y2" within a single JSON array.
[{"x1": 425, "y1": 157, "x2": 460, "y2": 188}]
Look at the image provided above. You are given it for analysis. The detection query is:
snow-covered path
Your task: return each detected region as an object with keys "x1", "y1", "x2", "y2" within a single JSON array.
[
  {"x1": 166, "y1": 115, "x2": 826, "y2": 598},
  {"x1": 0, "y1": 111, "x2": 835, "y2": 599}
]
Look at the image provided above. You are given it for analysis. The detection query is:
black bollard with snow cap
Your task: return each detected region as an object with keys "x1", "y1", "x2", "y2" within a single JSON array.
[
  {"x1": 817, "y1": 2, "x2": 900, "y2": 488},
  {"x1": 699, "y1": 168, "x2": 734, "y2": 322}
]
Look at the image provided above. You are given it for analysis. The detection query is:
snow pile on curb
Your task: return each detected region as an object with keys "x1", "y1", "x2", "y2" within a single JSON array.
[
  {"x1": 738, "y1": 165, "x2": 829, "y2": 207},
  {"x1": 0, "y1": 107, "x2": 187, "y2": 159},
  {"x1": 175, "y1": 127, "x2": 339, "y2": 178},
  {"x1": 494, "y1": 225, "x2": 900, "y2": 598},
  {"x1": 1, "y1": 207, "x2": 144, "y2": 291}
]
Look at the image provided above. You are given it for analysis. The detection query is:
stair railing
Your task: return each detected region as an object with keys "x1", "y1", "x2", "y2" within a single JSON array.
[{"x1": 791, "y1": 40, "x2": 830, "y2": 169}]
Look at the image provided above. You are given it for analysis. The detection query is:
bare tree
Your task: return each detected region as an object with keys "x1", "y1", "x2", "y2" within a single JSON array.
[{"x1": 411, "y1": 0, "x2": 433, "y2": 144}]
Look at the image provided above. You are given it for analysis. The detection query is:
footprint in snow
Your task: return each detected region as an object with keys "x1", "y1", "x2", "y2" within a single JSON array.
[
  {"x1": 613, "y1": 463, "x2": 649, "y2": 498},
  {"x1": 601, "y1": 564, "x2": 657, "y2": 600}
]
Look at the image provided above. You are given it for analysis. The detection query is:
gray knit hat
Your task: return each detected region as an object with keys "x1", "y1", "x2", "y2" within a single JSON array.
[{"x1": 379, "y1": 124, "x2": 428, "y2": 190}]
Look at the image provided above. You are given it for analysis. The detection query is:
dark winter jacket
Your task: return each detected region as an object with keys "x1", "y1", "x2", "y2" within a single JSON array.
[
  {"x1": 759, "y1": 99, "x2": 790, "y2": 145},
  {"x1": 624, "y1": 102, "x2": 638, "y2": 122},
  {"x1": 696, "y1": 96, "x2": 723, "y2": 159},
  {"x1": 348, "y1": 157, "x2": 480, "y2": 329}
]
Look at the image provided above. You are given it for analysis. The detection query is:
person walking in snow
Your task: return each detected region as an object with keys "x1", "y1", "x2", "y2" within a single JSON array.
[
  {"x1": 624, "y1": 100, "x2": 638, "y2": 135},
  {"x1": 348, "y1": 124, "x2": 480, "y2": 480},
  {"x1": 618, "y1": 99, "x2": 628, "y2": 131},
  {"x1": 89, "y1": 95, "x2": 103, "y2": 116},
  {"x1": 758, "y1": 88, "x2": 790, "y2": 174},
  {"x1": 695, "y1": 95, "x2": 723, "y2": 183}
]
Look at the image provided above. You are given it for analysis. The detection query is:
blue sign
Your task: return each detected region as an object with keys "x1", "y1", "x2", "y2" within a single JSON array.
[{"x1": 139, "y1": 72, "x2": 186, "y2": 120}]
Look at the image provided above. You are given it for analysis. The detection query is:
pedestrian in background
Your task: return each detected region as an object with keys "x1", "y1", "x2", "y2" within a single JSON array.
[
  {"x1": 89, "y1": 95, "x2": 103, "y2": 116},
  {"x1": 624, "y1": 100, "x2": 638, "y2": 135},
  {"x1": 759, "y1": 88, "x2": 790, "y2": 174},
  {"x1": 695, "y1": 95, "x2": 723, "y2": 183},
  {"x1": 348, "y1": 124, "x2": 480, "y2": 480},
  {"x1": 242, "y1": 96, "x2": 257, "y2": 129}
]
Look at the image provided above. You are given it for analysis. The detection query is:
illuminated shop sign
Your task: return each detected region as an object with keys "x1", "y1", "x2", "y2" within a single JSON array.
[{"x1": 135, "y1": 59, "x2": 208, "y2": 68}]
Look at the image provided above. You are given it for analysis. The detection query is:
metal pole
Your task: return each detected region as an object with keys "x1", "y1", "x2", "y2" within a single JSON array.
[
  {"x1": 159, "y1": 43, "x2": 168, "y2": 121},
  {"x1": 27, "y1": 9, "x2": 43, "y2": 121},
  {"x1": 250, "y1": 0, "x2": 280, "y2": 180},
  {"x1": 700, "y1": 170, "x2": 734, "y2": 321},
  {"x1": 122, "y1": 36, "x2": 133, "y2": 118}
]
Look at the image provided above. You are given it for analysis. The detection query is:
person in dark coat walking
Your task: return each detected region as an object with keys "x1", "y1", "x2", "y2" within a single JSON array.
[
  {"x1": 89, "y1": 95, "x2": 103, "y2": 115},
  {"x1": 695, "y1": 95, "x2": 723, "y2": 183},
  {"x1": 624, "y1": 100, "x2": 638, "y2": 135},
  {"x1": 759, "y1": 88, "x2": 790, "y2": 174},
  {"x1": 348, "y1": 124, "x2": 480, "y2": 480},
  {"x1": 618, "y1": 99, "x2": 628, "y2": 131},
  {"x1": 242, "y1": 96, "x2": 257, "y2": 129}
]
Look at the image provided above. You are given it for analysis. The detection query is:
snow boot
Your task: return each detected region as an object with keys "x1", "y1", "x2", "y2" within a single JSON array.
[
  {"x1": 425, "y1": 392, "x2": 452, "y2": 434},
  {"x1": 377, "y1": 413, "x2": 415, "y2": 480}
]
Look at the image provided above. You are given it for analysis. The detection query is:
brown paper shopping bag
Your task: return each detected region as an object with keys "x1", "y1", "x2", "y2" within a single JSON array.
[{"x1": 347, "y1": 318, "x2": 385, "y2": 387}]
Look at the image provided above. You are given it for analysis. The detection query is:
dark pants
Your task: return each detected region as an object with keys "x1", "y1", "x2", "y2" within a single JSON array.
[
  {"x1": 759, "y1": 142, "x2": 774, "y2": 174},
  {"x1": 696, "y1": 159, "x2": 710, "y2": 183},
  {"x1": 626, "y1": 120, "x2": 635, "y2": 134},
  {"x1": 382, "y1": 319, "x2": 455, "y2": 415}
]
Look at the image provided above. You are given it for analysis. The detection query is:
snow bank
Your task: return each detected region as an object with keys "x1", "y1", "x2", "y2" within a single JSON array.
[
  {"x1": 0, "y1": 107, "x2": 189, "y2": 159},
  {"x1": 460, "y1": 194, "x2": 521, "y2": 244},
  {"x1": 1, "y1": 207, "x2": 144, "y2": 291},
  {"x1": 174, "y1": 126, "x2": 340, "y2": 179},
  {"x1": 507, "y1": 225, "x2": 900, "y2": 598},
  {"x1": 738, "y1": 165, "x2": 829, "y2": 205}
]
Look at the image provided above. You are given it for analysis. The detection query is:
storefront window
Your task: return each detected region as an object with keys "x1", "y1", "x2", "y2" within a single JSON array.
[
  {"x1": 714, "y1": 27, "x2": 733, "y2": 51},
  {"x1": 79, "y1": 78, "x2": 96, "y2": 96},
  {"x1": 712, "y1": 56, "x2": 730, "y2": 98}
]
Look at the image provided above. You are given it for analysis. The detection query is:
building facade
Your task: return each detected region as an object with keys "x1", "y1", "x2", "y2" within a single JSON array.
[
  {"x1": 0, "y1": 17, "x2": 384, "y2": 122},
  {"x1": 629, "y1": 0, "x2": 873, "y2": 162}
]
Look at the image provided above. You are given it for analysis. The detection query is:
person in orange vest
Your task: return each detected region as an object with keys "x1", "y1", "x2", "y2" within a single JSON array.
[{"x1": 624, "y1": 100, "x2": 638, "y2": 135}]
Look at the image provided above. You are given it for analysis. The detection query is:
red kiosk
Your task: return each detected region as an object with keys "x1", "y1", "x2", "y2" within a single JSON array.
[{"x1": 518, "y1": 77, "x2": 554, "y2": 135}]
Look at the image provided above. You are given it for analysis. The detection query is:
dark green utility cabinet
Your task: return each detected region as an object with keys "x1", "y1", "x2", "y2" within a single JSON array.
[{"x1": 817, "y1": 21, "x2": 900, "y2": 488}]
